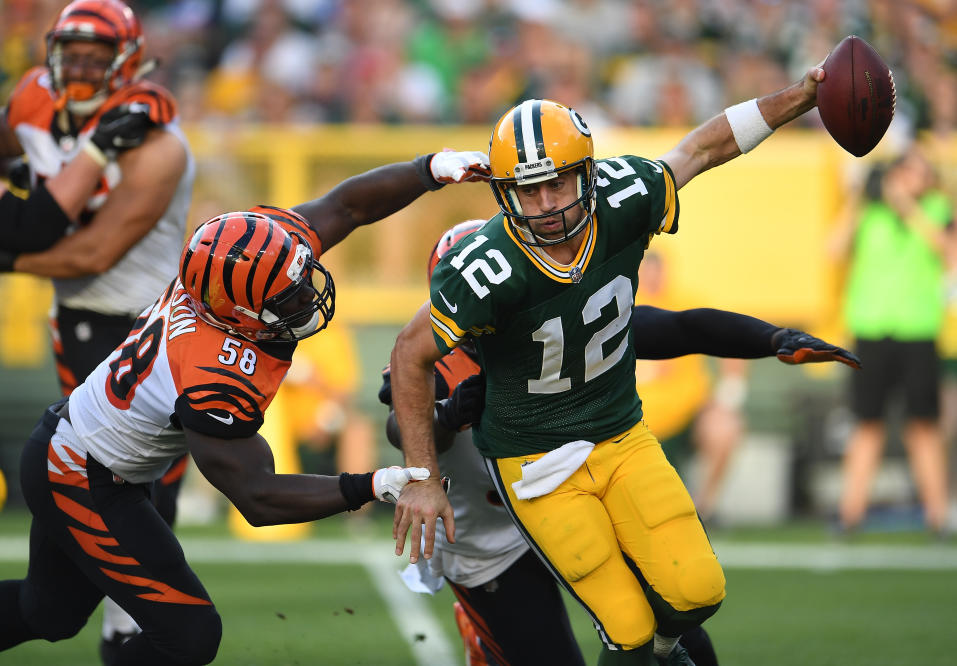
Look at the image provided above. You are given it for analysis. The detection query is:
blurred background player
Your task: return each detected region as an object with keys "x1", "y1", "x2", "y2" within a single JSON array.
[
  {"x1": 635, "y1": 250, "x2": 748, "y2": 523},
  {"x1": 1, "y1": 101, "x2": 156, "y2": 534},
  {"x1": 0, "y1": 0, "x2": 194, "y2": 656},
  {"x1": 0, "y1": 147, "x2": 491, "y2": 665},
  {"x1": 382, "y1": 219, "x2": 860, "y2": 666},
  {"x1": 830, "y1": 144, "x2": 954, "y2": 534}
]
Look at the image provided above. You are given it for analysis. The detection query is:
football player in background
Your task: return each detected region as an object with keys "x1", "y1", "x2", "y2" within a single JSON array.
[
  {"x1": 381, "y1": 220, "x2": 860, "y2": 666},
  {"x1": 391, "y1": 64, "x2": 830, "y2": 666},
  {"x1": 1, "y1": 105, "x2": 155, "y2": 250},
  {"x1": 0, "y1": 149, "x2": 491, "y2": 665},
  {"x1": 0, "y1": 1, "x2": 194, "y2": 653}
]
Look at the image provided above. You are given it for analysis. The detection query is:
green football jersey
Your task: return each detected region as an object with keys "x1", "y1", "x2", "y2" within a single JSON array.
[{"x1": 429, "y1": 155, "x2": 680, "y2": 459}]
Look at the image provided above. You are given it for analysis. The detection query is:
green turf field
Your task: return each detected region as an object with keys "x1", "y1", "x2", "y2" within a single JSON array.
[{"x1": 1, "y1": 509, "x2": 955, "y2": 665}]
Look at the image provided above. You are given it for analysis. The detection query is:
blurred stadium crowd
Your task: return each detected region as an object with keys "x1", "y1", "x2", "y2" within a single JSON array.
[{"x1": 2, "y1": 0, "x2": 955, "y2": 134}]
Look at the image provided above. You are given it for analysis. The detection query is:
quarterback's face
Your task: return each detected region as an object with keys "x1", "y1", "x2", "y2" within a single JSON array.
[{"x1": 514, "y1": 172, "x2": 585, "y2": 240}]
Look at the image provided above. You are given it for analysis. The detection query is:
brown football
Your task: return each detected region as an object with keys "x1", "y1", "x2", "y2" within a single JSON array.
[{"x1": 817, "y1": 35, "x2": 896, "y2": 157}]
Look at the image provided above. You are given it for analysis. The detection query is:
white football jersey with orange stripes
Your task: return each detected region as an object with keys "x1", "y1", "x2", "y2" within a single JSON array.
[
  {"x1": 66, "y1": 279, "x2": 293, "y2": 483},
  {"x1": 6, "y1": 67, "x2": 194, "y2": 316}
]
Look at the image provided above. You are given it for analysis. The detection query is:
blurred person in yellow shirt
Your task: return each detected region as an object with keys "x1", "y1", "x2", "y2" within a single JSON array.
[
  {"x1": 280, "y1": 321, "x2": 376, "y2": 481},
  {"x1": 636, "y1": 251, "x2": 747, "y2": 522}
]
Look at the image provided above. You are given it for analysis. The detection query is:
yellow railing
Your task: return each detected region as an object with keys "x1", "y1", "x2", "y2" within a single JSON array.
[{"x1": 2, "y1": 124, "x2": 954, "y2": 367}]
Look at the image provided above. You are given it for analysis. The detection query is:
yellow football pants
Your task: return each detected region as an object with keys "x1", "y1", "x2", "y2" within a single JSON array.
[{"x1": 490, "y1": 420, "x2": 725, "y2": 649}]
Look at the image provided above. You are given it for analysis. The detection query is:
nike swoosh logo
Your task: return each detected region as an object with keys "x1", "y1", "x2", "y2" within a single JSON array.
[
  {"x1": 208, "y1": 412, "x2": 234, "y2": 425},
  {"x1": 642, "y1": 159, "x2": 663, "y2": 173},
  {"x1": 438, "y1": 291, "x2": 458, "y2": 313}
]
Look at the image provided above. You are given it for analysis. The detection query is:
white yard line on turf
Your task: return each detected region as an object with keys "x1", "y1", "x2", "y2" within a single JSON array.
[
  {"x1": 0, "y1": 536, "x2": 458, "y2": 666},
  {"x1": 360, "y1": 546, "x2": 458, "y2": 666}
]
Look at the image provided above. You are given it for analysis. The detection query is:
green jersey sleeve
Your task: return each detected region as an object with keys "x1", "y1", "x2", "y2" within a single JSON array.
[
  {"x1": 429, "y1": 229, "x2": 506, "y2": 355},
  {"x1": 594, "y1": 155, "x2": 680, "y2": 239}
]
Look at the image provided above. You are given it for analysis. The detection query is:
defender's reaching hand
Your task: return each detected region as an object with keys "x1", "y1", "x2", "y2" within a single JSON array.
[
  {"x1": 430, "y1": 149, "x2": 491, "y2": 184},
  {"x1": 373, "y1": 466, "x2": 431, "y2": 504},
  {"x1": 90, "y1": 104, "x2": 157, "y2": 156}
]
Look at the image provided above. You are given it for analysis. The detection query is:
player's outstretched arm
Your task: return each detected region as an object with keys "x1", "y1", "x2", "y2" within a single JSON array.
[
  {"x1": 11, "y1": 126, "x2": 185, "y2": 278},
  {"x1": 631, "y1": 305, "x2": 860, "y2": 368},
  {"x1": 659, "y1": 65, "x2": 825, "y2": 190},
  {"x1": 0, "y1": 105, "x2": 159, "y2": 267},
  {"x1": 292, "y1": 150, "x2": 489, "y2": 252},
  {"x1": 390, "y1": 301, "x2": 455, "y2": 562},
  {"x1": 186, "y1": 427, "x2": 429, "y2": 526}
]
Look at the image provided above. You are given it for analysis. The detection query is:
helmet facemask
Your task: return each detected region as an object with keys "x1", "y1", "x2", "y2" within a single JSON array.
[
  {"x1": 492, "y1": 161, "x2": 596, "y2": 247},
  {"x1": 254, "y1": 252, "x2": 336, "y2": 342}
]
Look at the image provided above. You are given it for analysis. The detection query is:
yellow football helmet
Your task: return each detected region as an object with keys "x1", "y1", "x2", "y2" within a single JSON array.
[{"x1": 488, "y1": 99, "x2": 596, "y2": 246}]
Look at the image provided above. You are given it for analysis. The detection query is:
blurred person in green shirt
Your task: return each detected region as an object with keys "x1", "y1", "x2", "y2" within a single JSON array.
[{"x1": 831, "y1": 144, "x2": 954, "y2": 534}]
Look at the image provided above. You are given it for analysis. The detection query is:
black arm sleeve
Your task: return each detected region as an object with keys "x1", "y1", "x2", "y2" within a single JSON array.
[
  {"x1": 0, "y1": 182, "x2": 73, "y2": 252},
  {"x1": 632, "y1": 305, "x2": 779, "y2": 360}
]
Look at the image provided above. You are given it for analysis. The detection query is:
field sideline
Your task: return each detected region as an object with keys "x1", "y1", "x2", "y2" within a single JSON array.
[{"x1": 0, "y1": 510, "x2": 955, "y2": 665}]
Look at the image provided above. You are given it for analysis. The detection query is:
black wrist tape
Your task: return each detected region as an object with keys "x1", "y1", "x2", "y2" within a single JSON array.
[
  {"x1": 338, "y1": 472, "x2": 374, "y2": 511},
  {"x1": 412, "y1": 153, "x2": 444, "y2": 191}
]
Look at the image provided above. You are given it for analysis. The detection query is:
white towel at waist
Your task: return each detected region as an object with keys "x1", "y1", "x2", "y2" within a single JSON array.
[{"x1": 511, "y1": 440, "x2": 595, "y2": 500}]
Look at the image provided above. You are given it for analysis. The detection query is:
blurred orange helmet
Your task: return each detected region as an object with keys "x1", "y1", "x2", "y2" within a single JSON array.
[
  {"x1": 180, "y1": 211, "x2": 335, "y2": 342},
  {"x1": 488, "y1": 99, "x2": 596, "y2": 246},
  {"x1": 46, "y1": 0, "x2": 144, "y2": 114},
  {"x1": 427, "y1": 219, "x2": 486, "y2": 281}
]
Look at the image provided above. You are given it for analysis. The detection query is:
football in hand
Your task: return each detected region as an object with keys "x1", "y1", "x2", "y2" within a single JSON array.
[{"x1": 817, "y1": 35, "x2": 896, "y2": 157}]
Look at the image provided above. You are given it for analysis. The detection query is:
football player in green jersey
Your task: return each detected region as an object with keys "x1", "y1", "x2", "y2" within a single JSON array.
[{"x1": 391, "y1": 65, "x2": 828, "y2": 666}]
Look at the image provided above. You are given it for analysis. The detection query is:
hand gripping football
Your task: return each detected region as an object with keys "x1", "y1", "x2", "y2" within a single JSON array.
[{"x1": 817, "y1": 35, "x2": 896, "y2": 157}]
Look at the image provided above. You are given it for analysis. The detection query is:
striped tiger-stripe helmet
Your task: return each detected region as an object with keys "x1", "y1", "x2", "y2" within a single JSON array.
[
  {"x1": 180, "y1": 211, "x2": 335, "y2": 342},
  {"x1": 46, "y1": 0, "x2": 144, "y2": 115},
  {"x1": 488, "y1": 99, "x2": 596, "y2": 247}
]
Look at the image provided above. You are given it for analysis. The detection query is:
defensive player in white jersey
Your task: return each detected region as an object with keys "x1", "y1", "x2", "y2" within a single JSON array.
[
  {"x1": 1, "y1": 0, "x2": 193, "y2": 396},
  {"x1": 0, "y1": 150, "x2": 491, "y2": 665},
  {"x1": 0, "y1": 2, "x2": 195, "y2": 651},
  {"x1": 382, "y1": 221, "x2": 860, "y2": 666}
]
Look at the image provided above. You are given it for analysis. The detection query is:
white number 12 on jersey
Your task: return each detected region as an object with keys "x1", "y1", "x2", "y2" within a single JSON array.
[{"x1": 528, "y1": 275, "x2": 632, "y2": 393}]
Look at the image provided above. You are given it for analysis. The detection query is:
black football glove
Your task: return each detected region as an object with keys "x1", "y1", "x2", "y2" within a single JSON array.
[
  {"x1": 6, "y1": 157, "x2": 31, "y2": 191},
  {"x1": 0, "y1": 248, "x2": 18, "y2": 273},
  {"x1": 90, "y1": 104, "x2": 157, "y2": 156},
  {"x1": 436, "y1": 372, "x2": 486, "y2": 431},
  {"x1": 772, "y1": 328, "x2": 861, "y2": 369}
]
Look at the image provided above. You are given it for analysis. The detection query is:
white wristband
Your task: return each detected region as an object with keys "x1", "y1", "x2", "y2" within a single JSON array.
[{"x1": 724, "y1": 98, "x2": 773, "y2": 154}]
